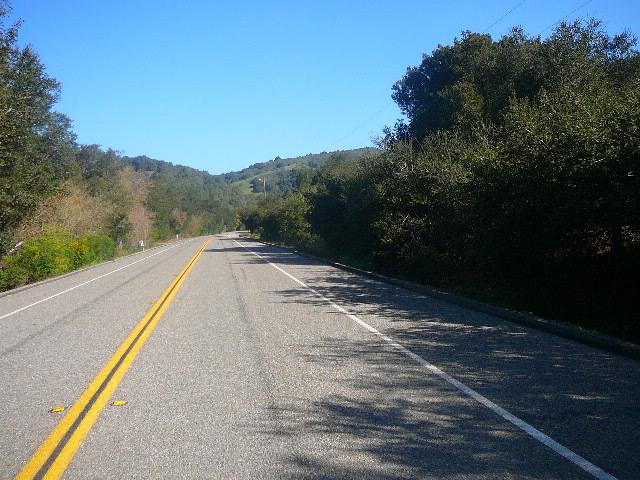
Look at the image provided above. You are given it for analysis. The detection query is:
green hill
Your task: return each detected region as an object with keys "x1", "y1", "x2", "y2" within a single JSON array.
[
  {"x1": 119, "y1": 149, "x2": 380, "y2": 238},
  {"x1": 222, "y1": 148, "x2": 378, "y2": 196}
]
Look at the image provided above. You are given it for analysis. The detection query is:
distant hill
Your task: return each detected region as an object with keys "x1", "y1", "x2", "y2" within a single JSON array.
[
  {"x1": 222, "y1": 148, "x2": 377, "y2": 182},
  {"x1": 113, "y1": 147, "x2": 379, "y2": 236},
  {"x1": 124, "y1": 147, "x2": 378, "y2": 184},
  {"x1": 124, "y1": 148, "x2": 381, "y2": 201},
  {"x1": 221, "y1": 148, "x2": 379, "y2": 196}
]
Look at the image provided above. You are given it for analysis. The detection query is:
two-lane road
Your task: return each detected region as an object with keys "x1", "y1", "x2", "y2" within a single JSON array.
[{"x1": 1, "y1": 233, "x2": 638, "y2": 479}]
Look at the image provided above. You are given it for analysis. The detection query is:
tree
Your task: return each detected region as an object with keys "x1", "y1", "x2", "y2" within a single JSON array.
[
  {"x1": 0, "y1": 3, "x2": 76, "y2": 254},
  {"x1": 239, "y1": 193, "x2": 316, "y2": 249},
  {"x1": 390, "y1": 21, "x2": 638, "y2": 142},
  {"x1": 476, "y1": 77, "x2": 640, "y2": 263},
  {"x1": 307, "y1": 155, "x2": 382, "y2": 261}
]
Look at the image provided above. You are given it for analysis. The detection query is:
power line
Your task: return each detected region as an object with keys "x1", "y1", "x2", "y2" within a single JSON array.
[
  {"x1": 537, "y1": 0, "x2": 595, "y2": 36},
  {"x1": 485, "y1": 0, "x2": 527, "y2": 32},
  {"x1": 332, "y1": 104, "x2": 394, "y2": 146}
]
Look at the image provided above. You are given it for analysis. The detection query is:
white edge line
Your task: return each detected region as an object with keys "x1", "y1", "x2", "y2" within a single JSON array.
[
  {"x1": 233, "y1": 238, "x2": 617, "y2": 480},
  {"x1": 0, "y1": 241, "x2": 188, "y2": 321}
]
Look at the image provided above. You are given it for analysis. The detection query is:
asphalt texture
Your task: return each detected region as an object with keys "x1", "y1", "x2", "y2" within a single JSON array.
[{"x1": 1, "y1": 233, "x2": 638, "y2": 479}]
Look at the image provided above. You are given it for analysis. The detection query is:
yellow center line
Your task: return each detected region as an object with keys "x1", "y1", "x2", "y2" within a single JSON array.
[{"x1": 17, "y1": 238, "x2": 212, "y2": 480}]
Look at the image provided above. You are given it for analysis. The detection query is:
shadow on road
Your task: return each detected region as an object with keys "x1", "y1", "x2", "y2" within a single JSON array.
[
  {"x1": 263, "y1": 337, "x2": 559, "y2": 479},
  {"x1": 215, "y1": 237, "x2": 640, "y2": 479}
]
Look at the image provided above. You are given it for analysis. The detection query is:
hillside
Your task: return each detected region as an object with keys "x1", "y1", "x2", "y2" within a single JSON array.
[{"x1": 222, "y1": 148, "x2": 378, "y2": 195}]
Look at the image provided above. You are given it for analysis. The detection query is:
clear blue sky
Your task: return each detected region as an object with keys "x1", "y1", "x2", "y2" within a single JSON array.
[{"x1": 10, "y1": 0, "x2": 640, "y2": 174}]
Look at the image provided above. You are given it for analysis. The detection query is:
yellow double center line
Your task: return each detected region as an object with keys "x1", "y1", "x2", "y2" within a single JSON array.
[{"x1": 17, "y1": 238, "x2": 212, "y2": 480}]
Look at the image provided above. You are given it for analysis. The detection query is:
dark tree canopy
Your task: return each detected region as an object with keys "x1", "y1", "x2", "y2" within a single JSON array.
[{"x1": 391, "y1": 21, "x2": 639, "y2": 141}]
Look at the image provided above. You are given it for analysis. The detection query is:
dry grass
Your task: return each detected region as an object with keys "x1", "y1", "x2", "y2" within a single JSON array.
[
  {"x1": 14, "y1": 168, "x2": 155, "y2": 250},
  {"x1": 119, "y1": 167, "x2": 153, "y2": 247},
  {"x1": 14, "y1": 181, "x2": 112, "y2": 242}
]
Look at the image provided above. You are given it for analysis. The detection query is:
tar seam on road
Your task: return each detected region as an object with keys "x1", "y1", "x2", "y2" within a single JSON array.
[
  {"x1": 16, "y1": 238, "x2": 211, "y2": 480},
  {"x1": 0, "y1": 242, "x2": 185, "y2": 321},
  {"x1": 232, "y1": 238, "x2": 617, "y2": 480}
]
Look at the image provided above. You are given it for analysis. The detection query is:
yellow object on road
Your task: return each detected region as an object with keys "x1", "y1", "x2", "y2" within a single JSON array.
[{"x1": 17, "y1": 238, "x2": 211, "y2": 480}]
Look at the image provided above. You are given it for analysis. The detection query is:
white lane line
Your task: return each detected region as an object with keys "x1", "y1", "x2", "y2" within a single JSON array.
[
  {"x1": 233, "y1": 239, "x2": 616, "y2": 480},
  {"x1": 0, "y1": 242, "x2": 187, "y2": 320}
]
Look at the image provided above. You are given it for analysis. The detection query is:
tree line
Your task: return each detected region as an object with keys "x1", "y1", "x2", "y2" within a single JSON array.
[{"x1": 240, "y1": 21, "x2": 640, "y2": 342}]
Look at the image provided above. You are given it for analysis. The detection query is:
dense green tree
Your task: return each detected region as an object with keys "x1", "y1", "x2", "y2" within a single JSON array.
[
  {"x1": 391, "y1": 20, "x2": 638, "y2": 141},
  {"x1": 306, "y1": 155, "x2": 382, "y2": 262},
  {"x1": 240, "y1": 193, "x2": 315, "y2": 249},
  {"x1": 0, "y1": 3, "x2": 76, "y2": 253},
  {"x1": 373, "y1": 132, "x2": 475, "y2": 269},
  {"x1": 476, "y1": 76, "x2": 640, "y2": 265}
]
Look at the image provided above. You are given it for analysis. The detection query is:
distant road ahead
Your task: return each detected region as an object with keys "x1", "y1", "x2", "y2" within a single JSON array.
[{"x1": 1, "y1": 233, "x2": 638, "y2": 479}]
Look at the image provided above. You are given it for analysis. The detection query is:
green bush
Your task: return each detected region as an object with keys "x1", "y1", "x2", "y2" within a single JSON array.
[
  {"x1": 0, "y1": 228, "x2": 116, "y2": 291},
  {"x1": 239, "y1": 193, "x2": 317, "y2": 250},
  {"x1": 85, "y1": 234, "x2": 116, "y2": 263},
  {"x1": 15, "y1": 227, "x2": 75, "y2": 281}
]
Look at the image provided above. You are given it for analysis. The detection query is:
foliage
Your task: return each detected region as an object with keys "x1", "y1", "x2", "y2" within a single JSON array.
[
  {"x1": 475, "y1": 78, "x2": 640, "y2": 267},
  {"x1": 240, "y1": 193, "x2": 316, "y2": 249},
  {"x1": 127, "y1": 154, "x2": 254, "y2": 238},
  {"x1": 0, "y1": 227, "x2": 115, "y2": 289},
  {"x1": 373, "y1": 131, "x2": 475, "y2": 264},
  {"x1": 390, "y1": 20, "x2": 639, "y2": 141},
  {"x1": 0, "y1": 3, "x2": 76, "y2": 253},
  {"x1": 306, "y1": 155, "x2": 382, "y2": 262}
]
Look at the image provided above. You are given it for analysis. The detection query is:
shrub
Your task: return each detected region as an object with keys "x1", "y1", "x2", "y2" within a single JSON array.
[
  {"x1": 85, "y1": 234, "x2": 116, "y2": 263},
  {"x1": 0, "y1": 228, "x2": 116, "y2": 291}
]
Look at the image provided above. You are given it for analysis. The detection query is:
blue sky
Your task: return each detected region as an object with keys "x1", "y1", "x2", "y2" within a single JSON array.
[{"x1": 10, "y1": 0, "x2": 640, "y2": 174}]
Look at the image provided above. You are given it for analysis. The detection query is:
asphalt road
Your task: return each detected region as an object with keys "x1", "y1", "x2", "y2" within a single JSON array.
[{"x1": 1, "y1": 233, "x2": 638, "y2": 479}]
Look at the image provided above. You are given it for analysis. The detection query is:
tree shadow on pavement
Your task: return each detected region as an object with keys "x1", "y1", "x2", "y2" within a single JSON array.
[
  {"x1": 254, "y1": 337, "x2": 582, "y2": 479},
  {"x1": 222, "y1": 237, "x2": 640, "y2": 479}
]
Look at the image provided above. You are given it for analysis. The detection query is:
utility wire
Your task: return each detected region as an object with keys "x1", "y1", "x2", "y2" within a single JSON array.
[
  {"x1": 332, "y1": 104, "x2": 394, "y2": 146},
  {"x1": 485, "y1": 0, "x2": 527, "y2": 32},
  {"x1": 537, "y1": 0, "x2": 595, "y2": 36}
]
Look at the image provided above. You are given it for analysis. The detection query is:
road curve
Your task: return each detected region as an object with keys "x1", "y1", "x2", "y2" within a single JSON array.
[{"x1": 1, "y1": 233, "x2": 638, "y2": 479}]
